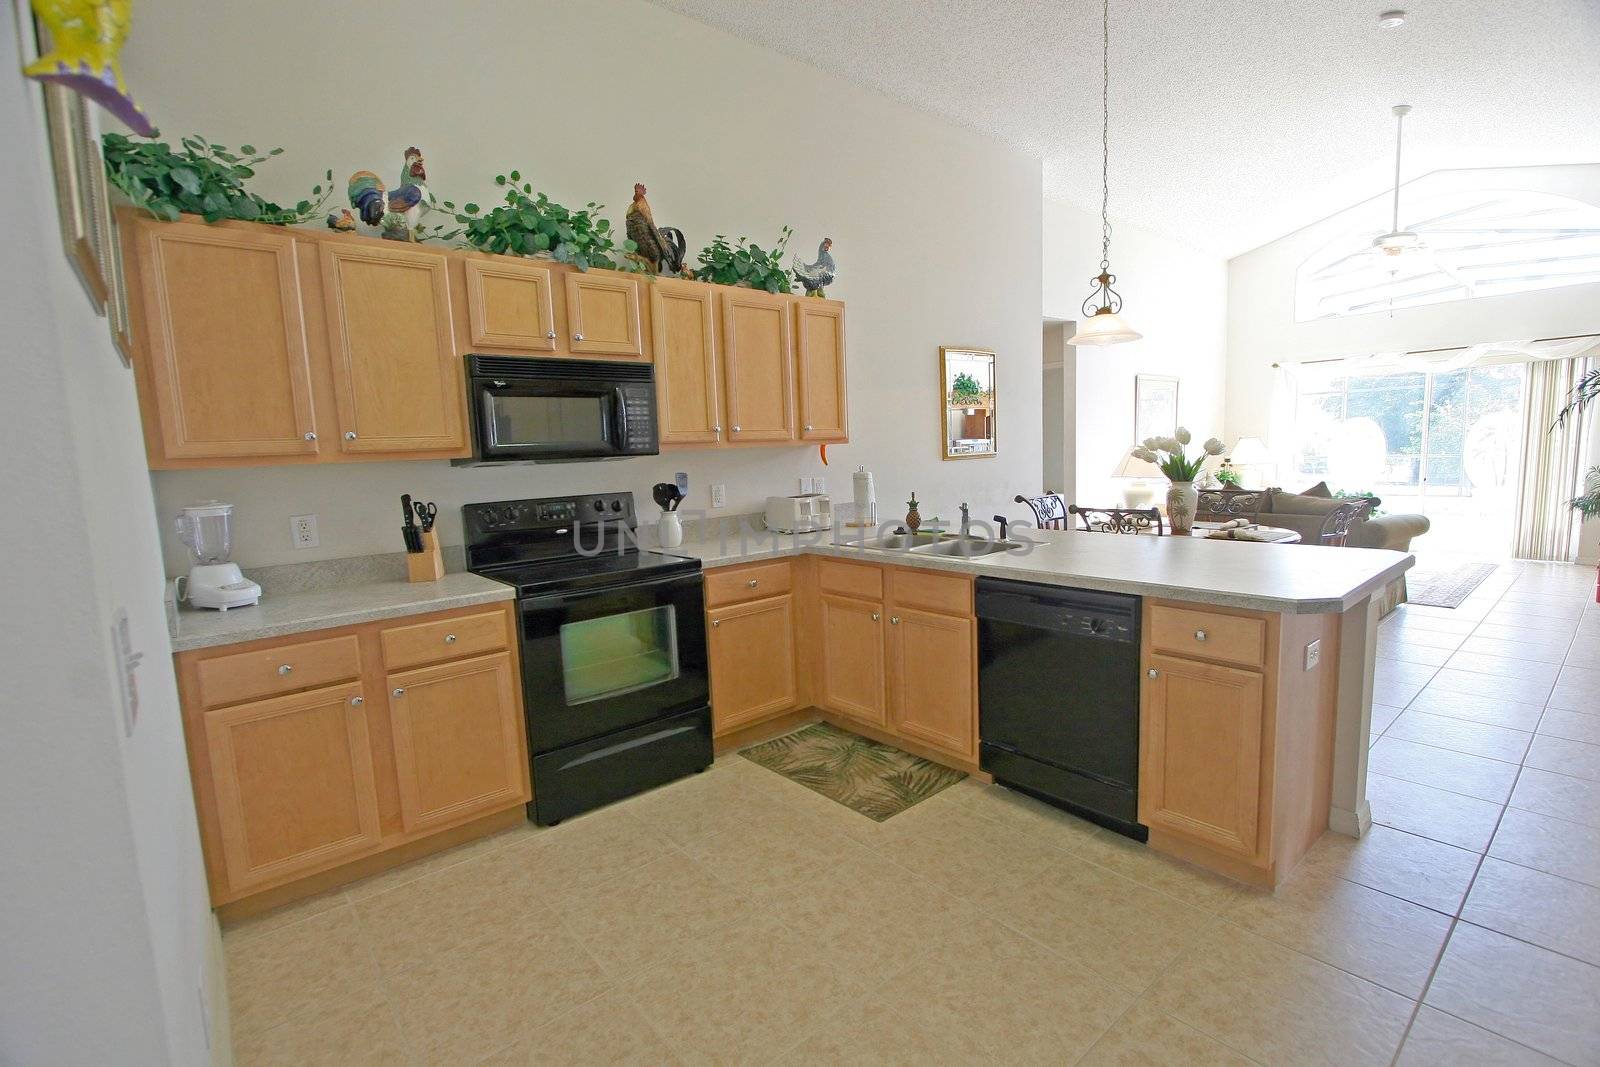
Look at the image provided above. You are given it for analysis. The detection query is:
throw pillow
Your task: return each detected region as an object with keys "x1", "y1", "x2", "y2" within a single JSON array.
[
  {"x1": 1301, "y1": 481, "x2": 1332, "y2": 498},
  {"x1": 1269, "y1": 491, "x2": 1344, "y2": 516}
]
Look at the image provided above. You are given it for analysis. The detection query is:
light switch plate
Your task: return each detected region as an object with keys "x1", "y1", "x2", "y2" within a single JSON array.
[
  {"x1": 710, "y1": 484, "x2": 727, "y2": 509},
  {"x1": 813, "y1": 476, "x2": 826, "y2": 494},
  {"x1": 1305, "y1": 638, "x2": 1321, "y2": 671},
  {"x1": 290, "y1": 514, "x2": 319, "y2": 549}
]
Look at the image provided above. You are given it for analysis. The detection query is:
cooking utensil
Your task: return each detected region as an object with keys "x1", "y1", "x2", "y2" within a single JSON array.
[
  {"x1": 652, "y1": 483, "x2": 675, "y2": 512},
  {"x1": 401, "y1": 494, "x2": 421, "y2": 553}
]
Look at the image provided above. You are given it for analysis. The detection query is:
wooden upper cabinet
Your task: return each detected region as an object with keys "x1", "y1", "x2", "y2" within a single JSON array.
[
  {"x1": 888, "y1": 609, "x2": 976, "y2": 759},
  {"x1": 564, "y1": 271, "x2": 646, "y2": 358},
  {"x1": 708, "y1": 595, "x2": 798, "y2": 735},
  {"x1": 818, "y1": 593, "x2": 887, "y2": 726},
  {"x1": 794, "y1": 299, "x2": 848, "y2": 442},
  {"x1": 132, "y1": 220, "x2": 318, "y2": 462},
  {"x1": 1139, "y1": 653, "x2": 1265, "y2": 860},
  {"x1": 319, "y1": 242, "x2": 465, "y2": 454},
  {"x1": 463, "y1": 258, "x2": 558, "y2": 352},
  {"x1": 651, "y1": 278, "x2": 723, "y2": 445},
  {"x1": 201, "y1": 682, "x2": 381, "y2": 893},
  {"x1": 721, "y1": 289, "x2": 796, "y2": 442},
  {"x1": 385, "y1": 651, "x2": 527, "y2": 833}
]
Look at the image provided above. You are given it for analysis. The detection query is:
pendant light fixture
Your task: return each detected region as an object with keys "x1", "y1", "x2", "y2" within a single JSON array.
[{"x1": 1068, "y1": 0, "x2": 1141, "y2": 347}]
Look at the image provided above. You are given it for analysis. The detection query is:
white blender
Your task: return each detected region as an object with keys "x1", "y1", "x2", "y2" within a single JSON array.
[{"x1": 175, "y1": 501, "x2": 262, "y2": 610}]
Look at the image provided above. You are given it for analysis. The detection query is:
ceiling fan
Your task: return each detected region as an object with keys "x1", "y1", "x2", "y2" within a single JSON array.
[{"x1": 1373, "y1": 103, "x2": 1425, "y2": 258}]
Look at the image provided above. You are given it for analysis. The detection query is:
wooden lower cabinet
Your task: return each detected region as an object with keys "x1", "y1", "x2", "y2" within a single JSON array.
[
  {"x1": 818, "y1": 593, "x2": 888, "y2": 727},
  {"x1": 707, "y1": 595, "x2": 798, "y2": 735},
  {"x1": 176, "y1": 602, "x2": 529, "y2": 907},
  {"x1": 200, "y1": 681, "x2": 382, "y2": 894},
  {"x1": 888, "y1": 608, "x2": 977, "y2": 759},
  {"x1": 1140, "y1": 653, "x2": 1265, "y2": 859}
]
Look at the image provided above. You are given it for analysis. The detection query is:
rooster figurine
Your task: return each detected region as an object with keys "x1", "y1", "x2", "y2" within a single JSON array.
[
  {"x1": 24, "y1": 0, "x2": 156, "y2": 135},
  {"x1": 792, "y1": 237, "x2": 836, "y2": 297},
  {"x1": 346, "y1": 147, "x2": 433, "y2": 241},
  {"x1": 624, "y1": 183, "x2": 687, "y2": 274}
]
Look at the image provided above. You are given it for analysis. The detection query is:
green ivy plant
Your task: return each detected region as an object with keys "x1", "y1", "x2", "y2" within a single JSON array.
[
  {"x1": 102, "y1": 133, "x2": 333, "y2": 225},
  {"x1": 694, "y1": 228, "x2": 794, "y2": 293},
  {"x1": 949, "y1": 371, "x2": 984, "y2": 404},
  {"x1": 453, "y1": 171, "x2": 635, "y2": 271}
]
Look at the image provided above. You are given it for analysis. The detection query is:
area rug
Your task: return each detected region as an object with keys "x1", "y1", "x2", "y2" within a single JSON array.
[
  {"x1": 740, "y1": 722, "x2": 965, "y2": 821},
  {"x1": 1407, "y1": 562, "x2": 1499, "y2": 608}
]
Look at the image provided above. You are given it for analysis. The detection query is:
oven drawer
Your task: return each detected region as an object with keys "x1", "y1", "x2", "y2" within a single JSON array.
[
  {"x1": 531, "y1": 706, "x2": 712, "y2": 825},
  {"x1": 705, "y1": 560, "x2": 793, "y2": 607},
  {"x1": 195, "y1": 635, "x2": 362, "y2": 709},
  {"x1": 380, "y1": 609, "x2": 509, "y2": 671}
]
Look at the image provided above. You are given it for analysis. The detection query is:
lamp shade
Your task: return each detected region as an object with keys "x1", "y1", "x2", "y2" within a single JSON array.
[
  {"x1": 1112, "y1": 453, "x2": 1164, "y2": 479},
  {"x1": 1228, "y1": 437, "x2": 1271, "y2": 465},
  {"x1": 1067, "y1": 309, "x2": 1142, "y2": 346}
]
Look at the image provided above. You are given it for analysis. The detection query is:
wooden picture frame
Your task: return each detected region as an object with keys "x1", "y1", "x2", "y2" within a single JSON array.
[
  {"x1": 940, "y1": 346, "x2": 997, "y2": 460},
  {"x1": 1135, "y1": 374, "x2": 1179, "y2": 443}
]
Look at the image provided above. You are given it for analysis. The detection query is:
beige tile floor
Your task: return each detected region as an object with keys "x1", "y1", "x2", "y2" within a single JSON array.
[{"x1": 224, "y1": 561, "x2": 1600, "y2": 1066}]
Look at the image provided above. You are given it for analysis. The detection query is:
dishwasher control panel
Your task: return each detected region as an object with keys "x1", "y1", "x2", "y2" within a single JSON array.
[{"x1": 1058, "y1": 611, "x2": 1134, "y2": 641}]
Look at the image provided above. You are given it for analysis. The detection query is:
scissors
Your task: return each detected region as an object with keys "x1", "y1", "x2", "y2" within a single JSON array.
[{"x1": 412, "y1": 500, "x2": 438, "y2": 532}]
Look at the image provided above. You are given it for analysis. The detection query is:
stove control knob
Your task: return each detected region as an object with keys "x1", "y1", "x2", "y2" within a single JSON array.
[
  {"x1": 592, "y1": 500, "x2": 605, "y2": 513},
  {"x1": 610, "y1": 500, "x2": 623, "y2": 512}
]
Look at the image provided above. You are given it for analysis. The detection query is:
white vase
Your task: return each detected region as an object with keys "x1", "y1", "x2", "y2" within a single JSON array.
[
  {"x1": 657, "y1": 511, "x2": 684, "y2": 549},
  {"x1": 1166, "y1": 481, "x2": 1199, "y2": 534}
]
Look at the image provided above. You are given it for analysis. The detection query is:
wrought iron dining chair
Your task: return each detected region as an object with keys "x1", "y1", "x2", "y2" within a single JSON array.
[
  {"x1": 1013, "y1": 493, "x2": 1070, "y2": 530},
  {"x1": 1067, "y1": 505, "x2": 1166, "y2": 535}
]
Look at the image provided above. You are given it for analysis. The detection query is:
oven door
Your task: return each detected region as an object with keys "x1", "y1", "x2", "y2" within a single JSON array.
[
  {"x1": 473, "y1": 378, "x2": 625, "y2": 461},
  {"x1": 519, "y1": 570, "x2": 709, "y2": 754}
]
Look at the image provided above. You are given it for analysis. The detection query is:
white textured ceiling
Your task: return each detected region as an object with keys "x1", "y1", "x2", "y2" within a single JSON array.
[{"x1": 644, "y1": 0, "x2": 1600, "y2": 257}]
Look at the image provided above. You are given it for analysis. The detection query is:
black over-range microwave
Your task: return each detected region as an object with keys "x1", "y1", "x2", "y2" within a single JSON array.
[{"x1": 458, "y1": 355, "x2": 660, "y2": 465}]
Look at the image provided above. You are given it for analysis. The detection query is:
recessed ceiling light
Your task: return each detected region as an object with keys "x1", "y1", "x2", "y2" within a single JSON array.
[{"x1": 1378, "y1": 9, "x2": 1407, "y2": 28}]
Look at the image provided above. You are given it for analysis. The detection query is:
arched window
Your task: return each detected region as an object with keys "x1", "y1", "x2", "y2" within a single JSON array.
[{"x1": 1295, "y1": 189, "x2": 1600, "y2": 321}]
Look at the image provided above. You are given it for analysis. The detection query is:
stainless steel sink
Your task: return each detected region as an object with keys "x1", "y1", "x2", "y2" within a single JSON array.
[
  {"x1": 910, "y1": 536, "x2": 1022, "y2": 558},
  {"x1": 846, "y1": 531, "x2": 946, "y2": 550}
]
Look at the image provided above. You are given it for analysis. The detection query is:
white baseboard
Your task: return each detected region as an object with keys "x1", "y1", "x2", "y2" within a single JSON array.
[{"x1": 1329, "y1": 801, "x2": 1372, "y2": 839}]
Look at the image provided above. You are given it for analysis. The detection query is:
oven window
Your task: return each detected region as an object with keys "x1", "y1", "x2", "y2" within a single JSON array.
[
  {"x1": 488, "y1": 394, "x2": 609, "y2": 449},
  {"x1": 558, "y1": 605, "x2": 681, "y2": 704}
]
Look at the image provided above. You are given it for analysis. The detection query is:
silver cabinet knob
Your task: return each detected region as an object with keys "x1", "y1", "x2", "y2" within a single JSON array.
[
  {"x1": 344, "y1": 431, "x2": 357, "y2": 441},
  {"x1": 713, "y1": 425, "x2": 722, "y2": 433},
  {"x1": 747, "y1": 579, "x2": 759, "y2": 588},
  {"x1": 1194, "y1": 629, "x2": 1208, "y2": 642},
  {"x1": 804, "y1": 424, "x2": 813, "y2": 431},
  {"x1": 871, "y1": 612, "x2": 880, "y2": 621},
  {"x1": 732, "y1": 425, "x2": 741, "y2": 433},
  {"x1": 1148, "y1": 668, "x2": 1158, "y2": 678},
  {"x1": 277, "y1": 664, "x2": 293, "y2": 676},
  {"x1": 303, "y1": 431, "x2": 317, "y2": 441},
  {"x1": 392, "y1": 687, "x2": 405, "y2": 698},
  {"x1": 712, "y1": 619, "x2": 720, "y2": 628},
  {"x1": 350, "y1": 696, "x2": 364, "y2": 707},
  {"x1": 574, "y1": 333, "x2": 585, "y2": 342},
  {"x1": 890, "y1": 616, "x2": 901, "y2": 625},
  {"x1": 445, "y1": 633, "x2": 457, "y2": 644},
  {"x1": 545, "y1": 330, "x2": 556, "y2": 339}
]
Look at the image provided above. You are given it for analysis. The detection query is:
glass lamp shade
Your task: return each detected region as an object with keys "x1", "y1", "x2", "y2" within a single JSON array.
[
  {"x1": 1068, "y1": 308, "x2": 1142, "y2": 346},
  {"x1": 1111, "y1": 453, "x2": 1164, "y2": 479},
  {"x1": 1228, "y1": 437, "x2": 1271, "y2": 466}
]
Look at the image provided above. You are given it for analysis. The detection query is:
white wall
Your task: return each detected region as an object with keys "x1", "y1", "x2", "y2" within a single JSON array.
[
  {"x1": 120, "y1": 0, "x2": 1042, "y2": 571},
  {"x1": 1, "y1": 9, "x2": 220, "y2": 1065},
  {"x1": 1225, "y1": 165, "x2": 1600, "y2": 443},
  {"x1": 1042, "y1": 198, "x2": 1230, "y2": 506}
]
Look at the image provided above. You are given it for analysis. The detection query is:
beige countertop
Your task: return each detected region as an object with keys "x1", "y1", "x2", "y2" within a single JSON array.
[
  {"x1": 168, "y1": 571, "x2": 515, "y2": 652},
  {"x1": 666, "y1": 527, "x2": 1412, "y2": 614}
]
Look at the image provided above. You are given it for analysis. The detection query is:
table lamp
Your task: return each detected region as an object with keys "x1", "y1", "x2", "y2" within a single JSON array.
[
  {"x1": 1111, "y1": 453, "x2": 1165, "y2": 508},
  {"x1": 1227, "y1": 437, "x2": 1272, "y2": 487}
]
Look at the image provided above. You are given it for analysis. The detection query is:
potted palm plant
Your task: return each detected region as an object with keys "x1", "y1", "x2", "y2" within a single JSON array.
[
  {"x1": 1129, "y1": 429, "x2": 1224, "y2": 534},
  {"x1": 1554, "y1": 366, "x2": 1599, "y2": 602}
]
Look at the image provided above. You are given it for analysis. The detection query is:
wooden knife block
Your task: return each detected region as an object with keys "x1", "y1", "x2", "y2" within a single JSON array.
[{"x1": 407, "y1": 530, "x2": 445, "y2": 583}]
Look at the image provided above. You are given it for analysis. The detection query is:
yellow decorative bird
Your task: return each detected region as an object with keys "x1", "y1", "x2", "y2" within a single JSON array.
[{"x1": 24, "y1": 0, "x2": 156, "y2": 135}]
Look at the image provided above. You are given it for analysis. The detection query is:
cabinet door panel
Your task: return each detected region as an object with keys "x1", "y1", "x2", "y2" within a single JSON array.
[
  {"x1": 386, "y1": 651, "x2": 527, "y2": 832},
  {"x1": 721, "y1": 290, "x2": 795, "y2": 442},
  {"x1": 564, "y1": 272, "x2": 645, "y2": 357},
  {"x1": 1140, "y1": 654, "x2": 1265, "y2": 859},
  {"x1": 137, "y1": 221, "x2": 317, "y2": 459},
  {"x1": 320, "y1": 243, "x2": 464, "y2": 453},
  {"x1": 795, "y1": 299, "x2": 847, "y2": 442},
  {"x1": 464, "y1": 259, "x2": 557, "y2": 351},
  {"x1": 652, "y1": 278, "x2": 722, "y2": 444},
  {"x1": 708, "y1": 596, "x2": 798, "y2": 735},
  {"x1": 202, "y1": 682, "x2": 380, "y2": 893},
  {"x1": 889, "y1": 609, "x2": 975, "y2": 758},
  {"x1": 818, "y1": 594, "x2": 886, "y2": 726}
]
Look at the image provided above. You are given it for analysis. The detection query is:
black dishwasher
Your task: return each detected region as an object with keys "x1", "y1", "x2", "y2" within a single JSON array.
[{"x1": 976, "y1": 578, "x2": 1145, "y2": 840}]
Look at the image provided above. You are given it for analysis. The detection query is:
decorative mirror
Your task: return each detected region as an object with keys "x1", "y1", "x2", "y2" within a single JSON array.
[{"x1": 940, "y1": 347, "x2": 997, "y2": 460}]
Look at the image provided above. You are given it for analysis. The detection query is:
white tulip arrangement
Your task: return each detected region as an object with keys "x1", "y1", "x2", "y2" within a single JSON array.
[{"x1": 1130, "y1": 427, "x2": 1225, "y2": 482}]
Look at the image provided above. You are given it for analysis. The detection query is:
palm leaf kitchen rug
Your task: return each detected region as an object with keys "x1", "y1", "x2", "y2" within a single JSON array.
[{"x1": 741, "y1": 722, "x2": 966, "y2": 821}]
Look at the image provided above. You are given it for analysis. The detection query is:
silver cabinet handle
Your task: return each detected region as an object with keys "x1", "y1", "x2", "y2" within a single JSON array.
[
  {"x1": 747, "y1": 579, "x2": 759, "y2": 588},
  {"x1": 871, "y1": 612, "x2": 880, "y2": 621},
  {"x1": 277, "y1": 664, "x2": 293, "y2": 676},
  {"x1": 1148, "y1": 668, "x2": 1158, "y2": 678},
  {"x1": 392, "y1": 687, "x2": 405, "y2": 697},
  {"x1": 732, "y1": 424, "x2": 741, "y2": 433},
  {"x1": 350, "y1": 696, "x2": 363, "y2": 707},
  {"x1": 1194, "y1": 629, "x2": 1208, "y2": 642},
  {"x1": 712, "y1": 619, "x2": 720, "y2": 628},
  {"x1": 574, "y1": 333, "x2": 585, "y2": 342},
  {"x1": 445, "y1": 633, "x2": 457, "y2": 644},
  {"x1": 545, "y1": 330, "x2": 556, "y2": 339},
  {"x1": 344, "y1": 431, "x2": 357, "y2": 441},
  {"x1": 890, "y1": 616, "x2": 900, "y2": 625},
  {"x1": 303, "y1": 431, "x2": 317, "y2": 441}
]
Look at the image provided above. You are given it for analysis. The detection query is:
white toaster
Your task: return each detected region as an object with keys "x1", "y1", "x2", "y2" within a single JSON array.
[{"x1": 764, "y1": 493, "x2": 833, "y2": 534}]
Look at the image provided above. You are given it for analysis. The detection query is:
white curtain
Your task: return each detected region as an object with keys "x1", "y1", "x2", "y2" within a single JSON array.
[{"x1": 1514, "y1": 356, "x2": 1596, "y2": 561}]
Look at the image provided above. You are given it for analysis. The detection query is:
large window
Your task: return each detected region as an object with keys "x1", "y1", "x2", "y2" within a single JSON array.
[
  {"x1": 1291, "y1": 363, "x2": 1526, "y2": 553},
  {"x1": 1297, "y1": 190, "x2": 1600, "y2": 321}
]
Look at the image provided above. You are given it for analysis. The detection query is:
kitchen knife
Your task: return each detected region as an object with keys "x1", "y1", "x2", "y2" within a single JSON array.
[{"x1": 401, "y1": 494, "x2": 421, "y2": 552}]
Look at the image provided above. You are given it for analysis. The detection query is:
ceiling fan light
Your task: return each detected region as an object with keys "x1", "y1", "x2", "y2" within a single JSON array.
[
  {"x1": 1374, "y1": 229, "x2": 1424, "y2": 255},
  {"x1": 1068, "y1": 308, "x2": 1143, "y2": 346}
]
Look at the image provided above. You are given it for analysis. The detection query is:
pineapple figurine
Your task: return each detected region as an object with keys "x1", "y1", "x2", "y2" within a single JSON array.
[{"x1": 905, "y1": 492, "x2": 921, "y2": 533}]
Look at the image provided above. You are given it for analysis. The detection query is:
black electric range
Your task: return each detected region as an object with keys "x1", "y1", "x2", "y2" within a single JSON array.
[{"x1": 464, "y1": 492, "x2": 711, "y2": 825}]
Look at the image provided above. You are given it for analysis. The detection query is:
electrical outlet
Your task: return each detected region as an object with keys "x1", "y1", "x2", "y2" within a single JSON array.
[
  {"x1": 290, "y1": 514, "x2": 319, "y2": 549},
  {"x1": 797, "y1": 477, "x2": 810, "y2": 494},
  {"x1": 710, "y1": 483, "x2": 727, "y2": 509},
  {"x1": 1304, "y1": 638, "x2": 1321, "y2": 671}
]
